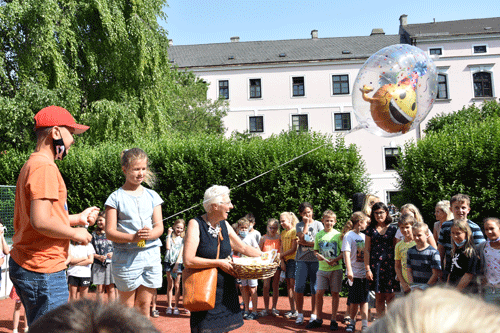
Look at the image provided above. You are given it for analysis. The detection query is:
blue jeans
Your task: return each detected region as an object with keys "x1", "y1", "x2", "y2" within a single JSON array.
[
  {"x1": 9, "y1": 257, "x2": 69, "y2": 325},
  {"x1": 294, "y1": 261, "x2": 319, "y2": 294}
]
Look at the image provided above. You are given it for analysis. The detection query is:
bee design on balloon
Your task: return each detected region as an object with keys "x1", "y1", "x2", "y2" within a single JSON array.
[{"x1": 352, "y1": 44, "x2": 438, "y2": 137}]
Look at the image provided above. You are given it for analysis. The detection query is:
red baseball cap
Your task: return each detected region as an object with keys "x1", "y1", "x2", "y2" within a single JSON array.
[{"x1": 34, "y1": 105, "x2": 89, "y2": 134}]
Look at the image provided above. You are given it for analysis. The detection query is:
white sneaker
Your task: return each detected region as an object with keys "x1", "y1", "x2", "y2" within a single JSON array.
[
  {"x1": 173, "y1": 307, "x2": 180, "y2": 315},
  {"x1": 295, "y1": 313, "x2": 304, "y2": 325},
  {"x1": 166, "y1": 307, "x2": 173, "y2": 315}
]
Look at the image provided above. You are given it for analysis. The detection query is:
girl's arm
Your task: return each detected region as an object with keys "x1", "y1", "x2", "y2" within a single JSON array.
[
  {"x1": 166, "y1": 228, "x2": 173, "y2": 250},
  {"x1": 455, "y1": 273, "x2": 474, "y2": 291},
  {"x1": 173, "y1": 244, "x2": 184, "y2": 271},
  {"x1": 259, "y1": 235, "x2": 266, "y2": 251},
  {"x1": 149, "y1": 205, "x2": 164, "y2": 240},
  {"x1": 227, "y1": 221, "x2": 262, "y2": 258},
  {"x1": 76, "y1": 253, "x2": 94, "y2": 266},
  {"x1": 407, "y1": 267, "x2": 414, "y2": 284},
  {"x1": 280, "y1": 238, "x2": 298, "y2": 259},
  {"x1": 0, "y1": 231, "x2": 9, "y2": 255},
  {"x1": 427, "y1": 232, "x2": 437, "y2": 249},
  {"x1": 183, "y1": 219, "x2": 234, "y2": 275},
  {"x1": 364, "y1": 235, "x2": 373, "y2": 281},
  {"x1": 344, "y1": 251, "x2": 354, "y2": 281},
  {"x1": 105, "y1": 206, "x2": 136, "y2": 243}
]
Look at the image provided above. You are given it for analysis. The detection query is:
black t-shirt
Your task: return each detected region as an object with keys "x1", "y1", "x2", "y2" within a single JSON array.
[{"x1": 447, "y1": 246, "x2": 479, "y2": 287}]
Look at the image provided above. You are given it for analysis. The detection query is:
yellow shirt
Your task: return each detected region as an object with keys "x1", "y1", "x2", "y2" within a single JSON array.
[
  {"x1": 395, "y1": 239, "x2": 416, "y2": 283},
  {"x1": 281, "y1": 228, "x2": 297, "y2": 261}
]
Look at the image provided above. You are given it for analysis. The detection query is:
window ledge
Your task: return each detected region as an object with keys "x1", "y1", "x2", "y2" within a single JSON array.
[
  {"x1": 471, "y1": 97, "x2": 496, "y2": 102},
  {"x1": 435, "y1": 98, "x2": 451, "y2": 102}
]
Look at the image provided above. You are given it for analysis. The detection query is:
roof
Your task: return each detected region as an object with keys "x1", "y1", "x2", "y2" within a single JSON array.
[
  {"x1": 168, "y1": 34, "x2": 400, "y2": 68},
  {"x1": 402, "y1": 17, "x2": 500, "y2": 39}
]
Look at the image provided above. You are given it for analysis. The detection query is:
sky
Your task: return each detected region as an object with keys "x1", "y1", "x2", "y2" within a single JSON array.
[{"x1": 160, "y1": 0, "x2": 499, "y2": 46}]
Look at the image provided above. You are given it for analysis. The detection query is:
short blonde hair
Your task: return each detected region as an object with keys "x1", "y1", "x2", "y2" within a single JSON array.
[
  {"x1": 322, "y1": 209, "x2": 337, "y2": 221},
  {"x1": 412, "y1": 221, "x2": 428, "y2": 233},
  {"x1": 366, "y1": 287, "x2": 500, "y2": 333},
  {"x1": 435, "y1": 200, "x2": 454, "y2": 220}
]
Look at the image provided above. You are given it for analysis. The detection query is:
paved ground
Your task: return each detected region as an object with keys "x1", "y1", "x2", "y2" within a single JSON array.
[{"x1": 0, "y1": 294, "x2": 369, "y2": 332}]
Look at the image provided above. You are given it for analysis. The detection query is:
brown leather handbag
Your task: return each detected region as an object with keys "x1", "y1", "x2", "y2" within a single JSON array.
[{"x1": 182, "y1": 230, "x2": 221, "y2": 312}]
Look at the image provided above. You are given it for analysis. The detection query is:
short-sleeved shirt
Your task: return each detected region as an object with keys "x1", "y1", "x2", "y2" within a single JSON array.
[
  {"x1": 105, "y1": 187, "x2": 163, "y2": 250},
  {"x1": 164, "y1": 235, "x2": 184, "y2": 264},
  {"x1": 438, "y1": 219, "x2": 485, "y2": 265},
  {"x1": 407, "y1": 245, "x2": 441, "y2": 284},
  {"x1": 281, "y1": 228, "x2": 297, "y2": 261},
  {"x1": 67, "y1": 243, "x2": 95, "y2": 278},
  {"x1": 240, "y1": 233, "x2": 260, "y2": 253},
  {"x1": 91, "y1": 232, "x2": 114, "y2": 266},
  {"x1": 483, "y1": 242, "x2": 500, "y2": 286},
  {"x1": 395, "y1": 239, "x2": 416, "y2": 283},
  {"x1": 249, "y1": 229, "x2": 261, "y2": 244},
  {"x1": 341, "y1": 230, "x2": 366, "y2": 278},
  {"x1": 296, "y1": 220, "x2": 324, "y2": 262},
  {"x1": 314, "y1": 229, "x2": 342, "y2": 271},
  {"x1": 446, "y1": 246, "x2": 479, "y2": 287},
  {"x1": 11, "y1": 152, "x2": 70, "y2": 273}
]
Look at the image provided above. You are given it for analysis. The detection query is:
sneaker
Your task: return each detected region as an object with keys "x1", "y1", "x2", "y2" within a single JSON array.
[
  {"x1": 284, "y1": 311, "x2": 294, "y2": 319},
  {"x1": 165, "y1": 307, "x2": 173, "y2": 315},
  {"x1": 247, "y1": 312, "x2": 259, "y2": 320},
  {"x1": 305, "y1": 319, "x2": 323, "y2": 329},
  {"x1": 361, "y1": 325, "x2": 369, "y2": 333},
  {"x1": 295, "y1": 313, "x2": 304, "y2": 325},
  {"x1": 243, "y1": 311, "x2": 250, "y2": 320},
  {"x1": 343, "y1": 316, "x2": 351, "y2": 325},
  {"x1": 151, "y1": 309, "x2": 160, "y2": 318},
  {"x1": 346, "y1": 323, "x2": 355, "y2": 332},
  {"x1": 185, "y1": 309, "x2": 191, "y2": 315},
  {"x1": 259, "y1": 309, "x2": 269, "y2": 316},
  {"x1": 271, "y1": 308, "x2": 279, "y2": 317},
  {"x1": 173, "y1": 307, "x2": 180, "y2": 315},
  {"x1": 330, "y1": 321, "x2": 339, "y2": 331}
]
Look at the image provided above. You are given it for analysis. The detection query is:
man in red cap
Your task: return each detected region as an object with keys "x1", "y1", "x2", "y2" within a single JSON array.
[{"x1": 9, "y1": 106, "x2": 100, "y2": 325}]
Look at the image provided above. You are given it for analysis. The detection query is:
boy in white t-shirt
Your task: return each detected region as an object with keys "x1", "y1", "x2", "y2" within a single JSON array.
[
  {"x1": 342, "y1": 212, "x2": 370, "y2": 333},
  {"x1": 67, "y1": 231, "x2": 95, "y2": 301}
]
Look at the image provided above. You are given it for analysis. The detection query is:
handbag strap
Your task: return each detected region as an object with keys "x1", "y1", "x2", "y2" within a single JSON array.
[{"x1": 216, "y1": 229, "x2": 222, "y2": 259}]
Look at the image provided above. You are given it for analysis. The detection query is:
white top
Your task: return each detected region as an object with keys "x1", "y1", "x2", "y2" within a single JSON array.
[
  {"x1": 67, "y1": 243, "x2": 95, "y2": 278},
  {"x1": 484, "y1": 242, "x2": 500, "y2": 287},
  {"x1": 341, "y1": 230, "x2": 366, "y2": 278}
]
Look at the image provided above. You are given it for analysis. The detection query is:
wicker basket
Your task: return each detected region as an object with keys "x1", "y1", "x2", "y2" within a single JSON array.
[{"x1": 232, "y1": 255, "x2": 280, "y2": 280}]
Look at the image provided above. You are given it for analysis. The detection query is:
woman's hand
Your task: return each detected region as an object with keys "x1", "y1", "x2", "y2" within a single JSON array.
[
  {"x1": 366, "y1": 269, "x2": 374, "y2": 281},
  {"x1": 218, "y1": 258, "x2": 235, "y2": 276}
]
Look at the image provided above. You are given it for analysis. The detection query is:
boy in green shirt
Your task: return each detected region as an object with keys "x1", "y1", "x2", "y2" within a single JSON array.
[{"x1": 307, "y1": 210, "x2": 343, "y2": 330}]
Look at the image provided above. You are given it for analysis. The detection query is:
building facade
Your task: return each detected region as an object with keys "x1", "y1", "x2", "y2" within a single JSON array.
[{"x1": 168, "y1": 15, "x2": 500, "y2": 202}]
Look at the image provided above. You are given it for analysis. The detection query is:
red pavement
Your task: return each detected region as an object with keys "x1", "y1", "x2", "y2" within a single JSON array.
[{"x1": 0, "y1": 294, "x2": 369, "y2": 332}]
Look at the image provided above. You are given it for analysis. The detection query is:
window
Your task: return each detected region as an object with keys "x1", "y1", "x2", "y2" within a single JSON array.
[
  {"x1": 292, "y1": 77, "x2": 305, "y2": 96},
  {"x1": 429, "y1": 48, "x2": 442, "y2": 55},
  {"x1": 437, "y1": 74, "x2": 448, "y2": 99},
  {"x1": 332, "y1": 75, "x2": 349, "y2": 95},
  {"x1": 218, "y1": 80, "x2": 229, "y2": 99},
  {"x1": 249, "y1": 116, "x2": 264, "y2": 133},
  {"x1": 249, "y1": 79, "x2": 261, "y2": 98},
  {"x1": 474, "y1": 45, "x2": 487, "y2": 54},
  {"x1": 291, "y1": 115, "x2": 308, "y2": 132},
  {"x1": 473, "y1": 72, "x2": 493, "y2": 97},
  {"x1": 334, "y1": 113, "x2": 351, "y2": 131},
  {"x1": 384, "y1": 147, "x2": 399, "y2": 170}
]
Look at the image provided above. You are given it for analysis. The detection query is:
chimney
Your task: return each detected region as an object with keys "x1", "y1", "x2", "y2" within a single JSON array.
[
  {"x1": 399, "y1": 14, "x2": 408, "y2": 26},
  {"x1": 370, "y1": 28, "x2": 385, "y2": 36},
  {"x1": 230, "y1": 36, "x2": 240, "y2": 42},
  {"x1": 168, "y1": 39, "x2": 173, "y2": 46},
  {"x1": 311, "y1": 30, "x2": 318, "y2": 39}
]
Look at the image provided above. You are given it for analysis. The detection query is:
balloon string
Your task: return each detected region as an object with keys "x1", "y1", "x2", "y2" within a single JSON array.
[{"x1": 162, "y1": 126, "x2": 363, "y2": 221}]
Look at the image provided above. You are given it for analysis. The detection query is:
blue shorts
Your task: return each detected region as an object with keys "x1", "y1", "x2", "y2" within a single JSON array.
[
  {"x1": 285, "y1": 259, "x2": 296, "y2": 279},
  {"x1": 164, "y1": 262, "x2": 183, "y2": 274},
  {"x1": 294, "y1": 261, "x2": 319, "y2": 294},
  {"x1": 112, "y1": 246, "x2": 162, "y2": 292},
  {"x1": 9, "y1": 257, "x2": 69, "y2": 326}
]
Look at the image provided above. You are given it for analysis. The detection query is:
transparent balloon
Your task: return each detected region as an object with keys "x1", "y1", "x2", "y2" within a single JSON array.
[{"x1": 352, "y1": 44, "x2": 438, "y2": 137}]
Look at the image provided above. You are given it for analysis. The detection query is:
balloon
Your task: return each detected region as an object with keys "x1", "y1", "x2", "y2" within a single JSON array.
[{"x1": 352, "y1": 44, "x2": 438, "y2": 137}]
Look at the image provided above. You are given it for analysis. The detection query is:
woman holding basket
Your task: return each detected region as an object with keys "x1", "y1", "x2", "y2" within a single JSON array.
[{"x1": 183, "y1": 185, "x2": 262, "y2": 333}]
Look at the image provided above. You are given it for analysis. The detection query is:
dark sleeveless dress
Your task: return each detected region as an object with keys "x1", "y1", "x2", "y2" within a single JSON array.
[{"x1": 190, "y1": 217, "x2": 243, "y2": 333}]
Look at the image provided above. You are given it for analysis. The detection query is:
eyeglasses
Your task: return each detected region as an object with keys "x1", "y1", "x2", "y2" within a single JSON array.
[{"x1": 220, "y1": 200, "x2": 232, "y2": 206}]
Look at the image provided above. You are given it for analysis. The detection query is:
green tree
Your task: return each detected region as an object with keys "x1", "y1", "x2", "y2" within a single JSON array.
[
  {"x1": 396, "y1": 101, "x2": 500, "y2": 227},
  {"x1": 0, "y1": 0, "x2": 227, "y2": 151}
]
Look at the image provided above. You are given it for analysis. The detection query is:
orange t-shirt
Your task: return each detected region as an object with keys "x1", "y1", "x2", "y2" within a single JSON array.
[
  {"x1": 262, "y1": 237, "x2": 281, "y2": 252},
  {"x1": 10, "y1": 152, "x2": 70, "y2": 273}
]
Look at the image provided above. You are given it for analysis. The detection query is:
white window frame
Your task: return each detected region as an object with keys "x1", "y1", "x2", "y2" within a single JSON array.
[
  {"x1": 291, "y1": 75, "x2": 306, "y2": 98},
  {"x1": 290, "y1": 113, "x2": 309, "y2": 132},
  {"x1": 248, "y1": 115, "x2": 265, "y2": 134},
  {"x1": 218, "y1": 79, "x2": 230, "y2": 100},
  {"x1": 333, "y1": 112, "x2": 351, "y2": 131},
  {"x1": 472, "y1": 43, "x2": 488, "y2": 55},
  {"x1": 428, "y1": 46, "x2": 443, "y2": 57},
  {"x1": 248, "y1": 78, "x2": 262, "y2": 100},
  {"x1": 383, "y1": 146, "x2": 400, "y2": 171},
  {"x1": 436, "y1": 67, "x2": 450, "y2": 100},
  {"x1": 468, "y1": 64, "x2": 495, "y2": 98},
  {"x1": 330, "y1": 74, "x2": 350, "y2": 96}
]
